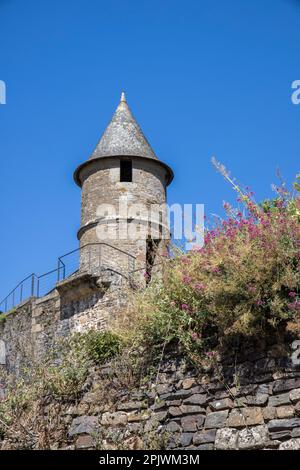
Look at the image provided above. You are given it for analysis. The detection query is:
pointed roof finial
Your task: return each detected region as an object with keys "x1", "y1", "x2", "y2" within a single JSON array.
[{"x1": 73, "y1": 92, "x2": 174, "y2": 187}]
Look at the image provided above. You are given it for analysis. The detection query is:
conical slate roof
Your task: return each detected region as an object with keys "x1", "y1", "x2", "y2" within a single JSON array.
[
  {"x1": 90, "y1": 92, "x2": 157, "y2": 161},
  {"x1": 74, "y1": 92, "x2": 174, "y2": 187}
]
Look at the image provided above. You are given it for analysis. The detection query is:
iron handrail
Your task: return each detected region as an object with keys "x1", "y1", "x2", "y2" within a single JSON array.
[
  {"x1": 0, "y1": 243, "x2": 137, "y2": 313},
  {"x1": 0, "y1": 273, "x2": 37, "y2": 307}
]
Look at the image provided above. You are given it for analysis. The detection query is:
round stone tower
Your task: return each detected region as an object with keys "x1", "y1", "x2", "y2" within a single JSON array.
[{"x1": 74, "y1": 93, "x2": 173, "y2": 279}]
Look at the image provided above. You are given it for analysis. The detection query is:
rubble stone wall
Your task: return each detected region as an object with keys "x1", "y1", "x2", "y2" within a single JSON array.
[
  {"x1": 0, "y1": 275, "x2": 128, "y2": 376},
  {"x1": 59, "y1": 345, "x2": 300, "y2": 450}
]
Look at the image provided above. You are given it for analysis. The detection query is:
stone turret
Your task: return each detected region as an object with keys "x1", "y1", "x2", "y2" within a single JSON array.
[{"x1": 74, "y1": 93, "x2": 174, "y2": 278}]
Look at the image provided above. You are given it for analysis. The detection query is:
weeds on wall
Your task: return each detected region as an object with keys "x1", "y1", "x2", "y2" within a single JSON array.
[{"x1": 116, "y1": 168, "x2": 300, "y2": 366}]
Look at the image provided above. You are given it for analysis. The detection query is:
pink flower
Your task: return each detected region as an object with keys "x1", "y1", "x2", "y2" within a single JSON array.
[
  {"x1": 194, "y1": 282, "x2": 205, "y2": 291},
  {"x1": 190, "y1": 332, "x2": 200, "y2": 341},
  {"x1": 289, "y1": 292, "x2": 297, "y2": 298},
  {"x1": 143, "y1": 272, "x2": 150, "y2": 279},
  {"x1": 288, "y1": 300, "x2": 300, "y2": 311},
  {"x1": 247, "y1": 285, "x2": 256, "y2": 293},
  {"x1": 212, "y1": 266, "x2": 221, "y2": 274},
  {"x1": 183, "y1": 275, "x2": 192, "y2": 285},
  {"x1": 181, "y1": 303, "x2": 189, "y2": 311}
]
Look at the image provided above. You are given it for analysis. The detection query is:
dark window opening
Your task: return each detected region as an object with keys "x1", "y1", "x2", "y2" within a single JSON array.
[
  {"x1": 145, "y1": 238, "x2": 160, "y2": 284},
  {"x1": 159, "y1": 211, "x2": 163, "y2": 238},
  {"x1": 120, "y1": 160, "x2": 132, "y2": 182}
]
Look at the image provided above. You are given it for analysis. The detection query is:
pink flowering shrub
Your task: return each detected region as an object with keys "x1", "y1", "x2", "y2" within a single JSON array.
[{"x1": 133, "y1": 171, "x2": 300, "y2": 359}]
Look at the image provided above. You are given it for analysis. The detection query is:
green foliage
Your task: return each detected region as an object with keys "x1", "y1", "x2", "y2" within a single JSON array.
[
  {"x1": 0, "y1": 308, "x2": 17, "y2": 326},
  {"x1": 293, "y1": 174, "x2": 300, "y2": 193},
  {"x1": 82, "y1": 330, "x2": 124, "y2": 364},
  {"x1": 124, "y1": 172, "x2": 300, "y2": 362}
]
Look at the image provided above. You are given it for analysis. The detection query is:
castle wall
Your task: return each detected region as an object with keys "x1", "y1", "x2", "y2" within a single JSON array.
[
  {"x1": 0, "y1": 299, "x2": 34, "y2": 377},
  {"x1": 3, "y1": 342, "x2": 300, "y2": 450},
  {"x1": 0, "y1": 274, "x2": 128, "y2": 376}
]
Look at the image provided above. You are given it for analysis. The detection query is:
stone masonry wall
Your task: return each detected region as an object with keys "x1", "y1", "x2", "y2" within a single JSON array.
[
  {"x1": 0, "y1": 300, "x2": 34, "y2": 377},
  {"x1": 45, "y1": 344, "x2": 300, "y2": 451},
  {"x1": 2, "y1": 292, "x2": 300, "y2": 449},
  {"x1": 78, "y1": 157, "x2": 169, "y2": 273},
  {"x1": 0, "y1": 273, "x2": 129, "y2": 376}
]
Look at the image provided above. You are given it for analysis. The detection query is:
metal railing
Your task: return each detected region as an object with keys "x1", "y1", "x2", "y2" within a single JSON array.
[{"x1": 0, "y1": 243, "x2": 136, "y2": 314}]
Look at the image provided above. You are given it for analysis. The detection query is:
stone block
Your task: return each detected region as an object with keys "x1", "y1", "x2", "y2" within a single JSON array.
[
  {"x1": 237, "y1": 425, "x2": 269, "y2": 450},
  {"x1": 75, "y1": 435, "x2": 95, "y2": 449},
  {"x1": 161, "y1": 386, "x2": 200, "y2": 401},
  {"x1": 290, "y1": 388, "x2": 300, "y2": 404},
  {"x1": 180, "y1": 433, "x2": 193, "y2": 447},
  {"x1": 272, "y1": 378, "x2": 300, "y2": 394},
  {"x1": 183, "y1": 394, "x2": 207, "y2": 406},
  {"x1": 117, "y1": 401, "x2": 147, "y2": 411},
  {"x1": 166, "y1": 421, "x2": 181, "y2": 433},
  {"x1": 182, "y1": 378, "x2": 197, "y2": 389},
  {"x1": 127, "y1": 411, "x2": 150, "y2": 422},
  {"x1": 227, "y1": 409, "x2": 246, "y2": 428},
  {"x1": 31, "y1": 323, "x2": 43, "y2": 333},
  {"x1": 242, "y1": 407, "x2": 264, "y2": 426},
  {"x1": 291, "y1": 427, "x2": 300, "y2": 438},
  {"x1": 193, "y1": 429, "x2": 216, "y2": 445},
  {"x1": 205, "y1": 410, "x2": 228, "y2": 429},
  {"x1": 279, "y1": 438, "x2": 300, "y2": 450},
  {"x1": 181, "y1": 415, "x2": 204, "y2": 432},
  {"x1": 169, "y1": 407, "x2": 182, "y2": 417},
  {"x1": 227, "y1": 407, "x2": 263, "y2": 427},
  {"x1": 156, "y1": 384, "x2": 172, "y2": 395},
  {"x1": 215, "y1": 428, "x2": 238, "y2": 450},
  {"x1": 269, "y1": 430, "x2": 291, "y2": 440},
  {"x1": 101, "y1": 411, "x2": 128, "y2": 427},
  {"x1": 295, "y1": 402, "x2": 300, "y2": 416},
  {"x1": 268, "y1": 418, "x2": 300, "y2": 432},
  {"x1": 246, "y1": 394, "x2": 268, "y2": 406},
  {"x1": 180, "y1": 404, "x2": 205, "y2": 415},
  {"x1": 210, "y1": 398, "x2": 233, "y2": 411},
  {"x1": 276, "y1": 406, "x2": 294, "y2": 419},
  {"x1": 166, "y1": 399, "x2": 181, "y2": 406},
  {"x1": 0, "y1": 340, "x2": 6, "y2": 365},
  {"x1": 268, "y1": 392, "x2": 291, "y2": 407},
  {"x1": 263, "y1": 407, "x2": 277, "y2": 421},
  {"x1": 69, "y1": 416, "x2": 99, "y2": 437},
  {"x1": 153, "y1": 410, "x2": 168, "y2": 422},
  {"x1": 197, "y1": 443, "x2": 214, "y2": 450}
]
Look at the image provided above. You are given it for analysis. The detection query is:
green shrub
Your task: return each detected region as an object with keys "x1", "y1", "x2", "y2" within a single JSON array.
[
  {"x1": 83, "y1": 330, "x2": 124, "y2": 364},
  {"x1": 126, "y1": 169, "x2": 300, "y2": 361}
]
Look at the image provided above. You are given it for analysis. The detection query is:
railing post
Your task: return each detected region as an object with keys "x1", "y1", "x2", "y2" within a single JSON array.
[
  {"x1": 31, "y1": 274, "x2": 35, "y2": 297},
  {"x1": 37, "y1": 278, "x2": 40, "y2": 298},
  {"x1": 57, "y1": 259, "x2": 61, "y2": 282}
]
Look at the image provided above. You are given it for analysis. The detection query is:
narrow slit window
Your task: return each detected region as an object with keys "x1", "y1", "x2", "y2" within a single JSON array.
[{"x1": 120, "y1": 160, "x2": 132, "y2": 182}]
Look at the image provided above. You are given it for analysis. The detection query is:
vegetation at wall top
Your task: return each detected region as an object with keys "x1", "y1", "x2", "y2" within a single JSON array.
[{"x1": 119, "y1": 166, "x2": 300, "y2": 364}]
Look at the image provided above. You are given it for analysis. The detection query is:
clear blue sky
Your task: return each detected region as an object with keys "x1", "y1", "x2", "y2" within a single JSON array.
[{"x1": 0, "y1": 0, "x2": 299, "y2": 299}]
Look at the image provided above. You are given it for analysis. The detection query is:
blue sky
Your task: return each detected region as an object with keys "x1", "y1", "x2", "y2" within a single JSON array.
[{"x1": 0, "y1": 0, "x2": 299, "y2": 300}]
